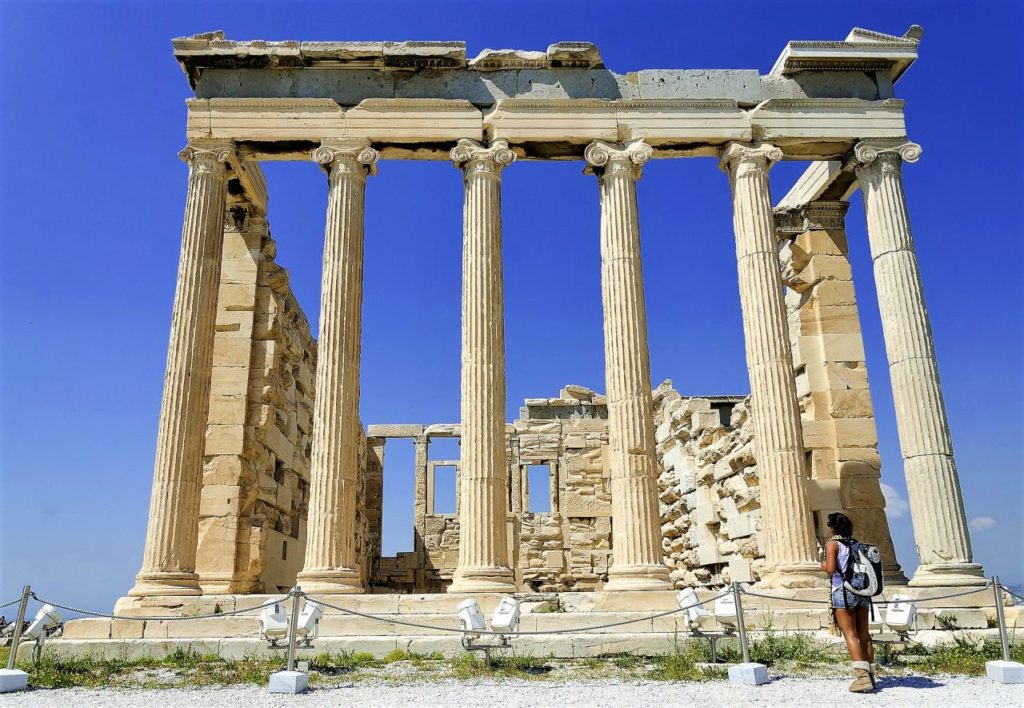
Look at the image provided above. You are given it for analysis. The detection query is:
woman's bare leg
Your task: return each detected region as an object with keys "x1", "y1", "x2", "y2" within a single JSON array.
[
  {"x1": 855, "y1": 606, "x2": 874, "y2": 664},
  {"x1": 834, "y1": 608, "x2": 866, "y2": 661}
]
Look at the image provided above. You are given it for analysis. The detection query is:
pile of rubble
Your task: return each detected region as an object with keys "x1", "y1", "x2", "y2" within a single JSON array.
[{"x1": 653, "y1": 381, "x2": 765, "y2": 588}]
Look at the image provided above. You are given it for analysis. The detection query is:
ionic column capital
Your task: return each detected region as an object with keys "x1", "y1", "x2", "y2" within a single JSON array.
[
  {"x1": 178, "y1": 141, "x2": 234, "y2": 173},
  {"x1": 450, "y1": 138, "x2": 516, "y2": 176},
  {"x1": 718, "y1": 141, "x2": 783, "y2": 175},
  {"x1": 312, "y1": 139, "x2": 380, "y2": 177},
  {"x1": 584, "y1": 139, "x2": 652, "y2": 180},
  {"x1": 849, "y1": 140, "x2": 922, "y2": 174}
]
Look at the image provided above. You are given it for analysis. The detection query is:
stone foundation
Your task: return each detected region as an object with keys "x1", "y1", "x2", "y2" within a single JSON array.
[{"x1": 57, "y1": 587, "x2": 1010, "y2": 660}]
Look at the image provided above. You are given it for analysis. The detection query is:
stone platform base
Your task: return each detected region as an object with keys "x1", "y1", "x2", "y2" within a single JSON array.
[
  {"x1": 30, "y1": 629, "x2": 1017, "y2": 663},
  {"x1": 44, "y1": 586, "x2": 1009, "y2": 661}
]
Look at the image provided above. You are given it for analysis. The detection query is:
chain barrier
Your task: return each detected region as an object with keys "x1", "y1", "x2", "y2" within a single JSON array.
[
  {"x1": 739, "y1": 582, "x2": 993, "y2": 606},
  {"x1": 17, "y1": 587, "x2": 729, "y2": 637},
  {"x1": 1003, "y1": 587, "x2": 1024, "y2": 603},
  {"x1": 306, "y1": 589, "x2": 734, "y2": 638},
  {"x1": 11, "y1": 579, "x2": 1011, "y2": 637},
  {"x1": 28, "y1": 593, "x2": 290, "y2": 622}
]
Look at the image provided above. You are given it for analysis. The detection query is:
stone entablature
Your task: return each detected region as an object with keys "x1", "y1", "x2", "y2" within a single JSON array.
[
  {"x1": 172, "y1": 31, "x2": 914, "y2": 104},
  {"x1": 174, "y1": 28, "x2": 917, "y2": 162}
]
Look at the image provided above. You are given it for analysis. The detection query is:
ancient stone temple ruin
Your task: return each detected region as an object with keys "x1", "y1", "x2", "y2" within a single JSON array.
[{"x1": 60, "y1": 26, "x2": 999, "y2": 655}]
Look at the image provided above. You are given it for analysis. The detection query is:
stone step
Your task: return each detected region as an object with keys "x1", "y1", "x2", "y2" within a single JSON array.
[{"x1": 60, "y1": 603, "x2": 994, "y2": 641}]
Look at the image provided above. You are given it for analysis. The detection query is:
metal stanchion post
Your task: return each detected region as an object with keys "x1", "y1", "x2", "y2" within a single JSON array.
[
  {"x1": 286, "y1": 586, "x2": 301, "y2": 673},
  {"x1": 727, "y1": 581, "x2": 767, "y2": 686},
  {"x1": 0, "y1": 585, "x2": 31, "y2": 693},
  {"x1": 985, "y1": 575, "x2": 1024, "y2": 684},
  {"x1": 5, "y1": 586, "x2": 30, "y2": 671},
  {"x1": 993, "y1": 577, "x2": 1011, "y2": 663},
  {"x1": 268, "y1": 585, "x2": 309, "y2": 694},
  {"x1": 733, "y1": 581, "x2": 750, "y2": 665}
]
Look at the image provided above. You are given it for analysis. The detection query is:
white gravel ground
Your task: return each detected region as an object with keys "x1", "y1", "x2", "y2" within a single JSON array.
[{"x1": 2, "y1": 676, "x2": 1020, "y2": 707}]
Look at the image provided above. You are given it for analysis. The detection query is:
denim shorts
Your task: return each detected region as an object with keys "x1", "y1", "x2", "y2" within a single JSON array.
[{"x1": 831, "y1": 587, "x2": 871, "y2": 610}]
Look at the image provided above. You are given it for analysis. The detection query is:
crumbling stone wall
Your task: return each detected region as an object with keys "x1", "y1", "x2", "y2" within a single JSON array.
[
  {"x1": 420, "y1": 515, "x2": 461, "y2": 591},
  {"x1": 368, "y1": 384, "x2": 764, "y2": 593},
  {"x1": 653, "y1": 382, "x2": 764, "y2": 588},
  {"x1": 369, "y1": 386, "x2": 615, "y2": 593},
  {"x1": 196, "y1": 210, "x2": 373, "y2": 594},
  {"x1": 248, "y1": 246, "x2": 317, "y2": 593},
  {"x1": 511, "y1": 387, "x2": 613, "y2": 591}
]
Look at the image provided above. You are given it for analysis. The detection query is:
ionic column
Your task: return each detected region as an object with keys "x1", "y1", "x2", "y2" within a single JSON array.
[
  {"x1": 852, "y1": 140, "x2": 984, "y2": 586},
  {"x1": 297, "y1": 139, "x2": 379, "y2": 594},
  {"x1": 720, "y1": 142, "x2": 822, "y2": 588},
  {"x1": 585, "y1": 140, "x2": 670, "y2": 591},
  {"x1": 129, "y1": 141, "x2": 234, "y2": 597},
  {"x1": 448, "y1": 139, "x2": 517, "y2": 593}
]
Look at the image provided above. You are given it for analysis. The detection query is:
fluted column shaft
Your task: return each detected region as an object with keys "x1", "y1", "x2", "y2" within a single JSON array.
[
  {"x1": 720, "y1": 142, "x2": 822, "y2": 588},
  {"x1": 853, "y1": 141, "x2": 984, "y2": 586},
  {"x1": 447, "y1": 139, "x2": 517, "y2": 593},
  {"x1": 130, "y1": 142, "x2": 233, "y2": 597},
  {"x1": 585, "y1": 140, "x2": 670, "y2": 591},
  {"x1": 297, "y1": 140, "x2": 379, "y2": 594}
]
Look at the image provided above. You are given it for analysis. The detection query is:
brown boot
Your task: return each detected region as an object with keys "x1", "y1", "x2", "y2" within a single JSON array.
[
  {"x1": 849, "y1": 661, "x2": 874, "y2": 693},
  {"x1": 869, "y1": 663, "x2": 876, "y2": 688}
]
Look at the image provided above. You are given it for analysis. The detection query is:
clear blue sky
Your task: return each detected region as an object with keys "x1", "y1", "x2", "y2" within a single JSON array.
[{"x1": 2, "y1": 0, "x2": 1021, "y2": 612}]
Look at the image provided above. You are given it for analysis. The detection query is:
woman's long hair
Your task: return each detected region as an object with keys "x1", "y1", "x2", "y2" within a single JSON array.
[{"x1": 827, "y1": 512, "x2": 853, "y2": 538}]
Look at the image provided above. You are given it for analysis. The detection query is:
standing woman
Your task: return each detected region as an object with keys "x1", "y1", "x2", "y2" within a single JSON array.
[{"x1": 822, "y1": 512, "x2": 875, "y2": 693}]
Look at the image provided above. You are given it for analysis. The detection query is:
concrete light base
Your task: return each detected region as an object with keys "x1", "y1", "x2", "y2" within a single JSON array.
[
  {"x1": 0, "y1": 669, "x2": 29, "y2": 693},
  {"x1": 986, "y1": 660, "x2": 1024, "y2": 684},
  {"x1": 268, "y1": 670, "x2": 308, "y2": 694},
  {"x1": 728, "y1": 662, "x2": 768, "y2": 686}
]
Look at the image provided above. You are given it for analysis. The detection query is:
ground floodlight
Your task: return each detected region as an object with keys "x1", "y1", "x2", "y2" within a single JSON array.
[
  {"x1": 490, "y1": 596, "x2": 521, "y2": 634},
  {"x1": 457, "y1": 598, "x2": 486, "y2": 636},
  {"x1": 676, "y1": 588, "x2": 711, "y2": 630},
  {"x1": 885, "y1": 595, "x2": 917, "y2": 635},
  {"x1": 714, "y1": 592, "x2": 738, "y2": 629},
  {"x1": 23, "y1": 605, "x2": 61, "y2": 641},
  {"x1": 260, "y1": 603, "x2": 290, "y2": 646},
  {"x1": 296, "y1": 600, "x2": 323, "y2": 645}
]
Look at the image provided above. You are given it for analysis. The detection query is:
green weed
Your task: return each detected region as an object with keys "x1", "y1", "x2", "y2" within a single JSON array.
[
  {"x1": 381, "y1": 648, "x2": 409, "y2": 664},
  {"x1": 892, "y1": 636, "x2": 1024, "y2": 676}
]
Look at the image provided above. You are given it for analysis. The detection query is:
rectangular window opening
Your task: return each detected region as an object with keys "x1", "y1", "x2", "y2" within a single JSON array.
[
  {"x1": 432, "y1": 465, "x2": 458, "y2": 515},
  {"x1": 527, "y1": 464, "x2": 553, "y2": 513},
  {"x1": 711, "y1": 402, "x2": 735, "y2": 428},
  {"x1": 381, "y1": 438, "x2": 417, "y2": 556}
]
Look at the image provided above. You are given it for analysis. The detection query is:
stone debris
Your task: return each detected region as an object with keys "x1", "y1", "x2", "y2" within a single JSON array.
[
  {"x1": 651, "y1": 381, "x2": 763, "y2": 587},
  {"x1": 365, "y1": 382, "x2": 766, "y2": 593}
]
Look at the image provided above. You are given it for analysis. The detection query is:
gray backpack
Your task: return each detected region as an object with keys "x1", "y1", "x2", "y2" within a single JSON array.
[{"x1": 839, "y1": 537, "x2": 884, "y2": 598}]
